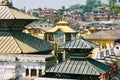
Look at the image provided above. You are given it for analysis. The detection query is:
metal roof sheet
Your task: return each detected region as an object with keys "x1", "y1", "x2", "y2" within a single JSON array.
[
  {"x1": 59, "y1": 37, "x2": 98, "y2": 49},
  {"x1": 0, "y1": 6, "x2": 38, "y2": 19},
  {"x1": 46, "y1": 58, "x2": 112, "y2": 75},
  {"x1": 0, "y1": 31, "x2": 53, "y2": 54}
]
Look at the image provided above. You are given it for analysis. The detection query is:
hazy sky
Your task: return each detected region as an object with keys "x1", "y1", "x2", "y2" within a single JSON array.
[{"x1": 11, "y1": 0, "x2": 108, "y2": 10}]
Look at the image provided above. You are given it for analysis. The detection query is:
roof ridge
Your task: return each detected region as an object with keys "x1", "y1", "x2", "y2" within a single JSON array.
[{"x1": 87, "y1": 58, "x2": 101, "y2": 75}]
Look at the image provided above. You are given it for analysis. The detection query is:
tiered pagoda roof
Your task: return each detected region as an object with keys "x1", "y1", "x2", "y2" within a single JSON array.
[
  {"x1": 59, "y1": 37, "x2": 98, "y2": 49},
  {"x1": 0, "y1": 31, "x2": 53, "y2": 54},
  {"x1": 0, "y1": 0, "x2": 37, "y2": 19},
  {"x1": 0, "y1": 6, "x2": 37, "y2": 19},
  {"x1": 0, "y1": 0, "x2": 53, "y2": 54},
  {"x1": 46, "y1": 38, "x2": 112, "y2": 76},
  {"x1": 46, "y1": 57, "x2": 112, "y2": 75}
]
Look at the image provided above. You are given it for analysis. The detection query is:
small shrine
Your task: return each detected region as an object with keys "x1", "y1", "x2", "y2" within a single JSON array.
[
  {"x1": 46, "y1": 18, "x2": 77, "y2": 59},
  {"x1": 46, "y1": 37, "x2": 113, "y2": 80}
]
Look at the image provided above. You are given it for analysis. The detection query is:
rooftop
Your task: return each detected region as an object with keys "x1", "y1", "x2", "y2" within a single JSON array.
[
  {"x1": 59, "y1": 37, "x2": 98, "y2": 49},
  {"x1": 46, "y1": 57, "x2": 112, "y2": 75},
  {"x1": 47, "y1": 18, "x2": 77, "y2": 33},
  {"x1": 84, "y1": 30, "x2": 120, "y2": 40},
  {"x1": 0, "y1": 31, "x2": 53, "y2": 54}
]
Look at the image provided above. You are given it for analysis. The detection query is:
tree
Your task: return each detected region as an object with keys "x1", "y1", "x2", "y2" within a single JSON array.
[
  {"x1": 109, "y1": 0, "x2": 120, "y2": 15},
  {"x1": 32, "y1": 12, "x2": 39, "y2": 17},
  {"x1": 69, "y1": 4, "x2": 83, "y2": 10},
  {"x1": 83, "y1": 0, "x2": 102, "y2": 12}
]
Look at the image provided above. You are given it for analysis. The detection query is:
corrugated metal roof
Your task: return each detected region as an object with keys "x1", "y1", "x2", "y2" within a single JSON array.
[
  {"x1": 46, "y1": 58, "x2": 112, "y2": 75},
  {"x1": 59, "y1": 37, "x2": 98, "y2": 49},
  {"x1": 0, "y1": 6, "x2": 38, "y2": 19},
  {"x1": 0, "y1": 31, "x2": 53, "y2": 54},
  {"x1": 84, "y1": 30, "x2": 120, "y2": 40}
]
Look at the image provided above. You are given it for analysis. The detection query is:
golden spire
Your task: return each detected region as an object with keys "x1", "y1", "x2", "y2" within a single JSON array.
[{"x1": 0, "y1": 0, "x2": 12, "y2": 6}]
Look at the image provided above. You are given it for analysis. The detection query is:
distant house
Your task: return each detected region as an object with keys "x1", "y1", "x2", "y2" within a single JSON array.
[{"x1": 24, "y1": 24, "x2": 52, "y2": 40}]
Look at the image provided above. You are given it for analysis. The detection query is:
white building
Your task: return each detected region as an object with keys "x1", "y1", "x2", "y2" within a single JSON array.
[{"x1": 0, "y1": 54, "x2": 55, "y2": 80}]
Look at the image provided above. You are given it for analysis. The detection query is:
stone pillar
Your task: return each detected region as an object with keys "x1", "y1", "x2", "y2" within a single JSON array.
[
  {"x1": 63, "y1": 50, "x2": 66, "y2": 60},
  {"x1": 29, "y1": 68, "x2": 31, "y2": 77},
  {"x1": 47, "y1": 33, "x2": 49, "y2": 41},
  {"x1": 64, "y1": 34, "x2": 66, "y2": 43},
  {"x1": 36, "y1": 68, "x2": 39, "y2": 77}
]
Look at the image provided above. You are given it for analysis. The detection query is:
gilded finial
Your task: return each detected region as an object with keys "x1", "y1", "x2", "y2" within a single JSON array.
[{"x1": 0, "y1": 0, "x2": 12, "y2": 6}]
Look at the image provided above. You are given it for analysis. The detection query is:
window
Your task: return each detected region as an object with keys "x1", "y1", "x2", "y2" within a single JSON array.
[
  {"x1": 66, "y1": 33, "x2": 71, "y2": 41},
  {"x1": 39, "y1": 69, "x2": 42, "y2": 77},
  {"x1": 106, "y1": 50, "x2": 109, "y2": 57},
  {"x1": 56, "y1": 31, "x2": 64, "y2": 43},
  {"x1": 26, "y1": 69, "x2": 29, "y2": 76},
  {"x1": 100, "y1": 51, "x2": 104, "y2": 58},
  {"x1": 49, "y1": 33, "x2": 54, "y2": 41},
  {"x1": 116, "y1": 46, "x2": 119, "y2": 49},
  {"x1": 31, "y1": 69, "x2": 37, "y2": 76}
]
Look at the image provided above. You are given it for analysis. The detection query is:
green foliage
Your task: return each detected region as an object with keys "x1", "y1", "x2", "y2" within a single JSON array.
[
  {"x1": 70, "y1": 4, "x2": 83, "y2": 10},
  {"x1": 54, "y1": 18, "x2": 59, "y2": 25},
  {"x1": 40, "y1": 18, "x2": 47, "y2": 23},
  {"x1": 109, "y1": 0, "x2": 120, "y2": 15},
  {"x1": 83, "y1": 0, "x2": 102, "y2": 12},
  {"x1": 32, "y1": 12, "x2": 39, "y2": 17},
  {"x1": 68, "y1": 0, "x2": 102, "y2": 12},
  {"x1": 59, "y1": 9, "x2": 64, "y2": 16}
]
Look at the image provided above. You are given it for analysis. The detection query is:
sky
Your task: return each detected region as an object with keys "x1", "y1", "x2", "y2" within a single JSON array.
[{"x1": 11, "y1": 0, "x2": 108, "y2": 11}]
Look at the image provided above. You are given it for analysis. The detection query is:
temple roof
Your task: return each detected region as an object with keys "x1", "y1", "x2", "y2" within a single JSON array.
[
  {"x1": 84, "y1": 30, "x2": 120, "y2": 40},
  {"x1": 0, "y1": 31, "x2": 53, "y2": 54},
  {"x1": 47, "y1": 19, "x2": 77, "y2": 33},
  {"x1": 0, "y1": 0, "x2": 38, "y2": 20},
  {"x1": 0, "y1": 6, "x2": 38, "y2": 19},
  {"x1": 56, "y1": 18, "x2": 68, "y2": 25},
  {"x1": 59, "y1": 37, "x2": 98, "y2": 49},
  {"x1": 47, "y1": 26, "x2": 77, "y2": 33},
  {"x1": 46, "y1": 58, "x2": 112, "y2": 75}
]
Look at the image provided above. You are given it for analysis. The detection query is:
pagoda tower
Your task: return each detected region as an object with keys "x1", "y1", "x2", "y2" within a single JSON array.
[
  {"x1": 0, "y1": 0, "x2": 53, "y2": 54},
  {"x1": 46, "y1": 37, "x2": 113, "y2": 80}
]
